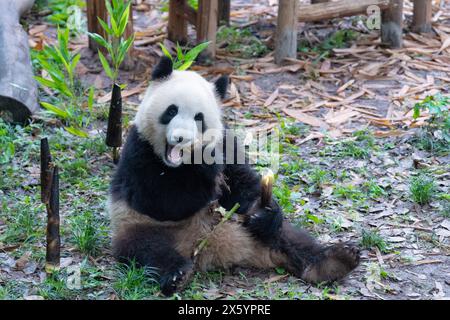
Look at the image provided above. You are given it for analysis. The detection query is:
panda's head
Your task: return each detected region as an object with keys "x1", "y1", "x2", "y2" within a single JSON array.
[{"x1": 135, "y1": 57, "x2": 228, "y2": 168}]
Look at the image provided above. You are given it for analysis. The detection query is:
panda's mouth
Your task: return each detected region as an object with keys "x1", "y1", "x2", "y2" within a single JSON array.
[{"x1": 164, "y1": 143, "x2": 184, "y2": 167}]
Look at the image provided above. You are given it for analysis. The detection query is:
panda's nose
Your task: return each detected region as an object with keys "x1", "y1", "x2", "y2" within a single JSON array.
[{"x1": 169, "y1": 130, "x2": 194, "y2": 146}]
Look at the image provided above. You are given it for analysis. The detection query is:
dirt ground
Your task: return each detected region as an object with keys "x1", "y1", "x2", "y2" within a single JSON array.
[{"x1": 0, "y1": 0, "x2": 449, "y2": 300}]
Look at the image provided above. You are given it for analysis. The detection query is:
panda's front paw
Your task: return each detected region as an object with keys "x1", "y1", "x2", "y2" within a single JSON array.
[
  {"x1": 244, "y1": 200, "x2": 283, "y2": 245},
  {"x1": 160, "y1": 263, "x2": 194, "y2": 296}
]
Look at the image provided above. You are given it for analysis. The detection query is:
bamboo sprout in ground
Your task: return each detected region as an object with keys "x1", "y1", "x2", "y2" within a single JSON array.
[
  {"x1": 40, "y1": 138, "x2": 52, "y2": 204},
  {"x1": 45, "y1": 165, "x2": 60, "y2": 273},
  {"x1": 106, "y1": 83, "x2": 122, "y2": 164}
]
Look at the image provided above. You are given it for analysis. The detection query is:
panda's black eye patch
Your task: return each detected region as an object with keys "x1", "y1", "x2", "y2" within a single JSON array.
[
  {"x1": 159, "y1": 104, "x2": 178, "y2": 125},
  {"x1": 194, "y1": 112, "x2": 207, "y2": 132}
]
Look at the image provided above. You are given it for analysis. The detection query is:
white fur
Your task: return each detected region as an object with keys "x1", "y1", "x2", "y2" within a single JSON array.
[{"x1": 135, "y1": 70, "x2": 224, "y2": 166}]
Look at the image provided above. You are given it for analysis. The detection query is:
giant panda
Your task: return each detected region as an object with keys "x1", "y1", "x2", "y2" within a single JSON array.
[{"x1": 108, "y1": 57, "x2": 360, "y2": 296}]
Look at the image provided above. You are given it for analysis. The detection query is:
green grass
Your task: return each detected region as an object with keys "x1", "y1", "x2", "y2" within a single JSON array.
[
  {"x1": 361, "y1": 229, "x2": 388, "y2": 253},
  {"x1": 413, "y1": 94, "x2": 450, "y2": 155},
  {"x1": 410, "y1": 173, "x2": 436, "y2": 205},
  {"x1": 0, "y1": 120, "x2": 16, "y2": 164},
  {"x1": 217, "y1": 26, "x2": 268, "y2": 58},
  {"x1": 113, "y1": 262, "x2": 159, "y2": 300},
  {"x1": 0, "y1": 195, "x2": 44, "y2": 244},
  {"x1": 363, "y1": 180, "x2": 386, "y2": 199},
  {"x1": 299, "y1": 29, "x2": 359, "y2": 61},
  {"x1": 69, "y1": 209, "x2": 107, "y2": 256},
  {"x1": 334, "y1": 185, "x2": 365, "y2": 201}
]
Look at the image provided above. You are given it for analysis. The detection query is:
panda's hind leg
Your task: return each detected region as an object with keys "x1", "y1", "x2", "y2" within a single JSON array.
[
  {"x1": 279, "y1": 222, "x2": 360, "y2": 283},
  {"x1": 243, "y1": 203, "x2": 360, "y2": 283},
  {"x1": 113, "y1": 223, "x2": 194, "y2": 296}
]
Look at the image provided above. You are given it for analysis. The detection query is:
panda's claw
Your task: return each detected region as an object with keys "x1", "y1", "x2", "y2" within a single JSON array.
[{"x1": 160, "y1": 264, "x2": 194, "y2": 296}]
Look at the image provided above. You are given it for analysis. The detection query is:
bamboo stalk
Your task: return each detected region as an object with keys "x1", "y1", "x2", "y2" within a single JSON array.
[
  {"x1": 193, "y1": 203, "x2": 240, "y2": 258},
  {"x1": 45, "y1": 165, "x2": 60, "y2": 273}
]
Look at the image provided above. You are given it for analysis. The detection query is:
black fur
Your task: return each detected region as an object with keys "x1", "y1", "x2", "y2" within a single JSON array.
[
  {"x1": 214, "y1": 75, "x2": 229, "y2": 100},
  {"x1": 111, "y1": 126, "x2": 223, "y2": 222},
  {"x1": 219, "y1": 164, "x2": 260, "y2": 214},
  {"x1": 159, "y1": 104, "x2": 178, "y2": 125},
  {"x1": 243, "y1": 199, "x2": 283, "y2": 246},
  {"x1": 113, "y1": 223, "x2": 192, "y2": 295},
  {"x1": 152, "y1": 56, "x2": 173, "y2": 80}
]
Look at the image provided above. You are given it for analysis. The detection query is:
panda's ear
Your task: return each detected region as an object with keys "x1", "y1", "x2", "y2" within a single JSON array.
[
  {"x1": 214, "y1": 75, "x2": 229, "y2": 100},
  {"x1": 152, "y1": 56, "x2": 173, "y2": 80}
]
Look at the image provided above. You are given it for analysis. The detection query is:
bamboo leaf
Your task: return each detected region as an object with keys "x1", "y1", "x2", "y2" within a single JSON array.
[
  {"x1": 65, "y1": 126, "x2": 89, "y2": 138},
  {"x1": 159, "y1": 43, "x2": 173, "y2": 60},
  {"x1": 97, "y1": 17, "x2": 112, "y2": 35},
  {"x1": 88, "y1": 32, "x2": 108, "y2": 48},
  {"x1": 98, "y1": 51, "x2": 114, "y2": 80},
  {"x1": 88, "y1": 86, "x2": 95, "y2": 113},
  {"x1": 40, "y1": 102, "x2": 69, "y2": 119}
]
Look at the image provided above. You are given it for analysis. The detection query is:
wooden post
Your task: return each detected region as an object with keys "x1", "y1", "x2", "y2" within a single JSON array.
[
  {"x1": 298, "y1": 0, "x2": 390, "y2": 22},
  {"x1": 197, "y1": 0, "x2": 219, "y2": 59},
  {"x1": 275, "y1": 0, "x2": 299, "y2": 65},
  {"x1": 412, "y1": 0, "x2": 432, "y2": 33},
  {"x1": 218, "y1": 0, "x2": 230, "y2": 26},
  {"x1": 87, "y1": 0, "x2": 107, "y2": 52},
  {"x1": 168, "y1": 0, "x2": 188, "y2": 44},
  {"x1": 381, "y1": 0, "x2": 404, "y2": 48}
]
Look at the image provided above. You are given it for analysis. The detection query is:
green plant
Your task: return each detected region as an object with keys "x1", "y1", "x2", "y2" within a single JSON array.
[
  {"x1": 113, "y1": 261, "x2": 158, "y2": 299},
  {"x1": 300, "y1": 29, "x2": 359, "y2": 61},
  {"x1": 334, "y1": 184, "x2": 365, "y2": 201},
  {"x1": 35, "y1": 28, "x2": 95, "y2": 137},
  {"x1": 0, "y1": 195, "x2": 44, "y2": 244},
  {"x1": 410, "y1": 173, "x2": 436, "y2": 205},
  {"x1": 273, "y1": 183, "x2": 295, "y2": 213},
  {"x1": 89, "y1": 0, "x2": 135, "y2": 83},
  {"x1": 69, "y1": 210, "x2": 105, "y2": 255},
  {"x1": 361, "y1": 229, "x2": 388, "y2": 253},
  {"x1": 217, "y1": 26, "x2": 268, "y2": 58},
  {"x1": 413, "y1": 95, "x2": 449, "y2": 154},
  {"x1": 363, "y1": 180, "x2": 386, "y2": 199},
  {"x1": 0, "y1": 120, "x2": 15, "y2": 164},
  {"x1": 159, "y1": 42, "x2": 210, "y2": 71},
  {"x1": 45, "y1": 0, "x2": 86, "y2": 35}
]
